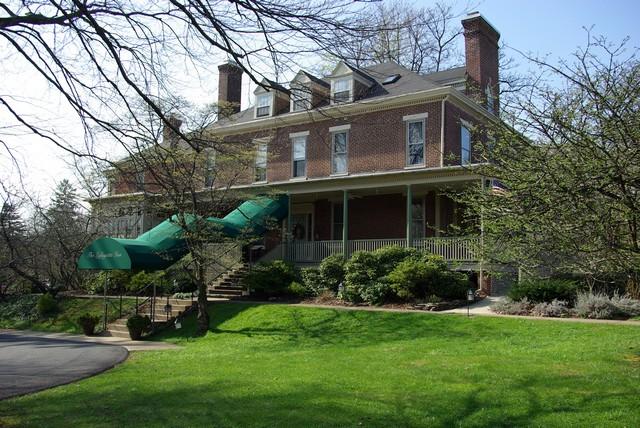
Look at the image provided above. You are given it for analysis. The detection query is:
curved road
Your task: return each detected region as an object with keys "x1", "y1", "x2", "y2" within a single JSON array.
[{"x1": 0, "y1": 331, "x2": 128, "y2": 400}]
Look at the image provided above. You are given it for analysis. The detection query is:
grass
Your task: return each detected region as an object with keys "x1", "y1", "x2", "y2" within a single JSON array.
[
  {"x1": 0, "y1": 295, "x2": 137, "y2": 334},
  {"x1": 1, "y1": 302, "x2": 639, "y2": 427}
]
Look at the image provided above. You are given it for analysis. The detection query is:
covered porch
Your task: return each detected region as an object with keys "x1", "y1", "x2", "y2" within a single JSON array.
[{"x1": 260, "y1": 169, "x2": 484, "y2": 264}]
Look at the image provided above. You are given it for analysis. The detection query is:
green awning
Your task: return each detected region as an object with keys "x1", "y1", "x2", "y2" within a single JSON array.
[{"x1": 78, "y1": 195, "x2": 288, "y2": 271}]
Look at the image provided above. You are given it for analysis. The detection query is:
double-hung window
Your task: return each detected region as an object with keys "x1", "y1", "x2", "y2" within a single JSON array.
[
  {"x1": 411, "y1": 198, "x2": 425, "y2": 239},
  {"x1": 461, "y1": 124, "x2": 471, "y2": 166},
  {"x1": 331, "y1": 130, "x2": 348, "y2": 174},
  {"x1": 291, "y1": 88, "x2": 311, "y2": 112},
  {"x1": 256, "y1": 93, "x2": 271, "y2": 117},
  {"x1": 204, "y1": 150, "x2": 216, "y2": 187},
  {"x1": 292, "y1": 136, "x2": 307, "y2": 178},
  {"x1": 405, "y1": 116, "x2": 426, "y2": 166},
  {"x1": 254, "y1": 143, "x2": 267, "y2": 182},
  {"x1": 333, "y1": 78, "x2": 350, "y2": 103}
]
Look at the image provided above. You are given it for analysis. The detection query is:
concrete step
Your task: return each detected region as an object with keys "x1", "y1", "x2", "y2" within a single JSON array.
[
  {"x1": 207, "y1": 292, "x2": 245, "y2": 299},
  {"x1": 207, "y1": 288, "x2": 242, "y2": 296}
]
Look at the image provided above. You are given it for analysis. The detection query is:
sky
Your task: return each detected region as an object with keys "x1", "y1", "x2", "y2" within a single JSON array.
[{"x1": 1, "y1": 0, "x2": 639, "y2": 203}]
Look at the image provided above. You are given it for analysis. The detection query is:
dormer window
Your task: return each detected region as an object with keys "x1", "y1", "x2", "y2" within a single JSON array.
[
  {"x1": 291, "y1": 87, "x2": 311, "y2": 112},
  {"x1": 256, "y1": 93, "x2": 272, "y2": 117},
  {"x1": 333, "y1": 78, "x2": 351, "y2": 103}
]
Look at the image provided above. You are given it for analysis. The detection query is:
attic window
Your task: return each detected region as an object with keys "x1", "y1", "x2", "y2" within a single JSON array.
[
  {"x1": 382, "y1": 74, "x2": 401, "y2": 85},
  {"x1": 256, "y1": 93, "x2": 272, "y2": 117}
]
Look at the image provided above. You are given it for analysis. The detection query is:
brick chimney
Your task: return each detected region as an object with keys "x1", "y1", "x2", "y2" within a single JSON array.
[
  {"x1": 162, "y1": 114, "x2": 183, "y2": 148},
  {"x1": 217, "y1": 61, "x2": 243, "y2": 116},
  {"x1": 462, "y1": 12, "x2": 500, "y2": 114}
]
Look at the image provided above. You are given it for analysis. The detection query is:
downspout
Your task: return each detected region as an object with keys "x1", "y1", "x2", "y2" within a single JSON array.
[{"x1": 440, "y1": 95, "x2": 449, "y2": 167}]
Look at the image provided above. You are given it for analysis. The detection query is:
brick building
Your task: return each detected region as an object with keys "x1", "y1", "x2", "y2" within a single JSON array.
[{"x1": 92, "y1": 12, "x2": 500, "y2": 275}]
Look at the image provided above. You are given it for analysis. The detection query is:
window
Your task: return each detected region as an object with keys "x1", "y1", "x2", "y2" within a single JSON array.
[
  {"x1": 332, "y1": 202, "x2": 343, "y2": 240},
  {"x1": 486, "y1": 85, "x2": 495, "y2": 115},
  {"x1": 411, "y1": 198, "x2": 425, "y2": 239},
  {"x1": 254, "y1": 143, "x2": 267, "y2": 182},
  {"x1": 256, "y1": 93, "x2": 271, "y2": 117},
  {"x1": 292, "y1": 136, "x2": 306, "y2": 177},
  {"x1": 333, "y1": 78, "x2": 350, "y2": 103},
  {"x1": 406, "y1": 120, "x2": 425, "y2": 166},
  {"x1": 461, "y1": 124, "x2": 471, "y2": 165},
  {"x1": 204, "y1": 150, "x2": 216, "y2": 187},
  {"x1": 291, "y1": 87, "x2": 311, "y2": 112},
  {"x1": 134, "y1": 172, "x2": 144, "y2": 192},
  {"x1": 332, "y1": 131, "x2": 348, "y2": 174}
]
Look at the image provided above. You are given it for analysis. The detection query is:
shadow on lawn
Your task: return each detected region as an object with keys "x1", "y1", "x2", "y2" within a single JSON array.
[
  {"x1": 2, "y1": 371, "x2": 634, "y2": 427},
  {"x1": 156, "y1": 301, "x2": 503, "y2": 349}
]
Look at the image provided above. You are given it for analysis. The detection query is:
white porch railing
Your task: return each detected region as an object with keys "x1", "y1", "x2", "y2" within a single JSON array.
[{"x1": 284, "y1": 236, "x2": 480, "y2": 263}]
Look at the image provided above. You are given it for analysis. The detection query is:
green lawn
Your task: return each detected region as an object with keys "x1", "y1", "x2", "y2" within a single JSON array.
[
  {"x1": 0, "y1": 296, "x2": 137, "y2": 334},
  {"x1": 1, "y1": 302, "x2": 639, "y2": 427}
]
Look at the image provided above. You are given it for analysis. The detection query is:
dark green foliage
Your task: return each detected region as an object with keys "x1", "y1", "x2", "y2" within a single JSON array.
[
  {"x1": 359, "y1": 279, "x2": 394, "y2": 306},
  {"x1": 287, "y1": 281, "x2": 308, "y2": 298},
  {"x1": 373, "y1": 245, "x2": 418, "y2": 274},
  {"x1": 508, "y1": 279, "x2": 580, "y2": 304},
  {"x1": 387, "y1": 254, "x2": 469, "y2": 301},
  {"x1": 243, "y1": 260, "x2": 300, "y2": 298},
  {"x1": 0, "y1": 294, "x2": 39, "y2": 323},
  {"x1": 36, "y1": 293, "x2": 58, "y2": 317},
  {"x1": 317, "y1": 253, "x2": 345, "y2": 291},
  {"x1": 76, "y1": 313, "x2": 100, "y2": 335},
  {"x1": 127, "y1": 270, "x2": 167, "y2": 294},
  {"x1": 301, "y1": 268, "x2": 325, "y2": 296},
  {"x1": 126, "y1": 314, "x2": 152, "y2": 339}
]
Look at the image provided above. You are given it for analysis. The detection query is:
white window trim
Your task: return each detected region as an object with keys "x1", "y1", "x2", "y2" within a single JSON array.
[
  {"x1": 291, "y1": 135, "x2": 307, "y2": 179},
  {"x1": 290, "y1": 86, "x2": 312, "y2": 112},
  {"x1": 460, "y1": 119, "x2": 472, "y2": 166},
  {"x1": 405, "y1": 118, "x2": 426, "y2": 167},
  {"x1": 253, "y1": 141, "x2": 268, "y2": 184},
  {"x1": 331, "y1": 129, "x2": 349, "y2": 176},
  {"x1": 330, "y1": 77, "x2": 353, "y2": 105},
  {"x1": 329, "y1": 124, "x2": 351, "y2": 132},
  {"x1": 403, "y1": 112, "x2": 429, "y2": 121},
  {"x1": 289, "y1": 130, "x2": 310, "y2": 138},
  {"x1": 254, "y1": 92, "x2": 274, "y2": 118}
]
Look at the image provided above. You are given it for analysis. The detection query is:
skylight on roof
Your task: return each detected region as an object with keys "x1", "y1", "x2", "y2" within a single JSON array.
[{"x1": 382, "y1": 74, "x2": 401, "y2": 85}]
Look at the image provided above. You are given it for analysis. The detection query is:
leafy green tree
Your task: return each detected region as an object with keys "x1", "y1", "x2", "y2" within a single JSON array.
[{"x1": 460, "y1": 36, "x2": 640, "y2": 296}]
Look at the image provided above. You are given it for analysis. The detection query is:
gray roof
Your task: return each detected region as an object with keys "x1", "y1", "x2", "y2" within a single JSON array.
[{"x1": 214, "y1": 62, "x2": 467, "y2": 128}]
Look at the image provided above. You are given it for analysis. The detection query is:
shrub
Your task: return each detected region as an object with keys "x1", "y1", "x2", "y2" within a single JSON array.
[
  {"x1": 76, "y1": 313, "x2": 100, "y2": 335},
  {"x1": 611, "y1": 295, "x2": 640, "y2": 317},
  {"x1": 243, "y1": 260, "x2": 300, "y2": 298},
  {"x1": 574, "y1": 292, "x2": 618, "y2": 319},
  {"x1": 126, "y1": 314, "x2": 152, "y2": 340},
  {"x1": 0, "y1": 294, "x2": 39, "y2": 323},
  {"x1": 128, "y1": 271, "x2": 167, "y2": 294},
  {"x1": 508, "y1": 279, "x2": 580, "y2": 304},
  {"x1": 359, "y1": 280, "x2": 394, "y2": 306},
  {"x1": 301, "y1": 268, "x2": 325, "y2": 296},
  {"x1": 318, "y1": 254, "x2": 345, "y2": 291},
  {"x1": 491, "y1": 298, "x2": 533, "y2": 315},
  {"x1": 373, "y1": 246, "x2": 418, "y2": 275},
  {"x1": 344, "y1": 251, "x2": 379, "y2": 289},
  {"x1": 36, "y1": 293, "x2": 58, "y2": 317},
  {"x1": 287, "y1": 281, "x2": 308, "y2": 298},
  {"x1": 530, "y1": 299, "x2": 570, "y2": 317},
  {"x1": 575, "y1": 291, "x2": 640, "y2": 319},
  {"x1": 387, "y1": 254, "x2": 469, "y2": 301}
]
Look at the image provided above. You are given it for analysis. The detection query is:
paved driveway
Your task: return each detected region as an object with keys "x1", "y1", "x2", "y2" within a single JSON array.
[{"x1": 0, "y1": 331, "x2": 128, "y2": 400}]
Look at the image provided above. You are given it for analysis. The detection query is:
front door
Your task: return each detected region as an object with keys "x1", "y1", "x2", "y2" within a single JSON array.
[{"x1": 291, "y1": 213, "x2": 312, "y2": 241}]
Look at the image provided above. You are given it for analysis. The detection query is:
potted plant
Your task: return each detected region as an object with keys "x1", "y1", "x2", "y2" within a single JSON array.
[
  {"x1": 77, "y1": 313, "x2": 100, "y2": 336},
  {"x1": 126, "y1": 314, "x2": 152, "y2": 340}
]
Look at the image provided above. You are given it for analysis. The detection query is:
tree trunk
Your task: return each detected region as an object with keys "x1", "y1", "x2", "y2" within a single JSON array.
[{"x1": 195, "y1": 261, "x2": 210, "y2": 335}]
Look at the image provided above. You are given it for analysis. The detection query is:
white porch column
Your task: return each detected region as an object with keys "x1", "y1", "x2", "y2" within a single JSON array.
[{"x1": 342, "y1": 190, "x2": 349, "y2": 259}]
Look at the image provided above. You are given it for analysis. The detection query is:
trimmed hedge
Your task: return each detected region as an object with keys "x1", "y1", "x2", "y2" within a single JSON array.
[{"x1": 243, "y1": 260, "x2": 301, "y2": 298}]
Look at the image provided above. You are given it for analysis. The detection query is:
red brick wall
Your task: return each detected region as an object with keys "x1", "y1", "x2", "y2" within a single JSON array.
[
  {"x1": 463, "y1": 15, "x2": 500, "y2": 113},
  {"x1": 444, "y1": 102, "x2": 481, "y2": 166}
]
